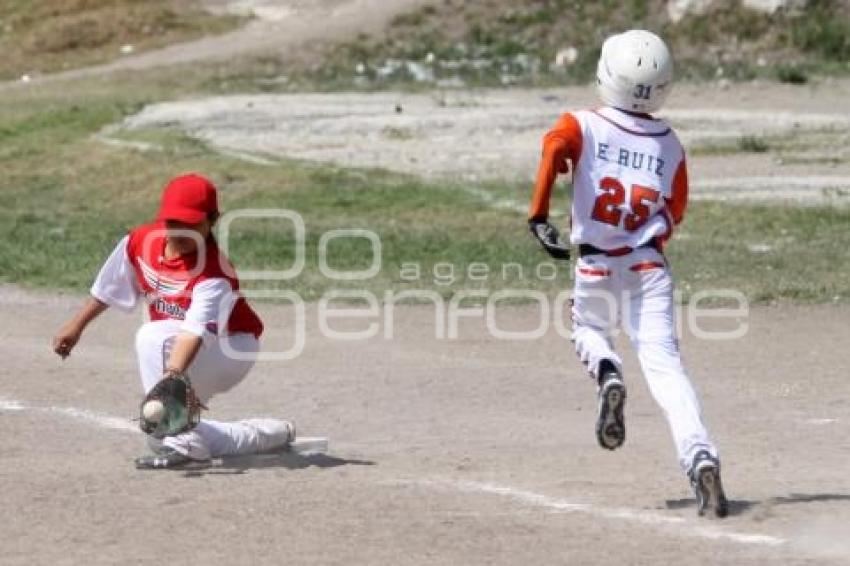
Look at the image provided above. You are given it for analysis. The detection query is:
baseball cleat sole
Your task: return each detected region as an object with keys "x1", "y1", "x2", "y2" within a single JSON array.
[
  {"x1": 695, "y1": 464, "x2": 729, "y2": 518},
  {"x1": 596, "y1": 376, "x2": 626, "y2": 450}
]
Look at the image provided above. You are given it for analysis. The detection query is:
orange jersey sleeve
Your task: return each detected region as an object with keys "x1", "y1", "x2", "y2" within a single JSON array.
[
  {"x1": 666, "y1": 157, "x2": 689, "y2": 225},
  {"x1": 528, "y1": 113, "x2": 583, "y2": 221}
]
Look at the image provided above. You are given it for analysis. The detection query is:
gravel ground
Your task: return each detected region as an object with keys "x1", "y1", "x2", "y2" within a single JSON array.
[
  {"x1": 2, "y1": 285, "x2": 849, "y2": 565},
  {"x1": 113, "y1": 80, "x2": 850, "y2": 205}
]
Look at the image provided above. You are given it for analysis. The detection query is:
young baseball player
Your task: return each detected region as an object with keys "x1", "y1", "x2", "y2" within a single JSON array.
[
  {"x1": 528, "y1": 30, "x2": 728, "y2": 517},
  {"x1": 52, "y1": 173, "x2": 295, "y2": 469}
]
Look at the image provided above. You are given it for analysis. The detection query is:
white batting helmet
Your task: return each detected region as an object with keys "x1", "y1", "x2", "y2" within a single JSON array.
[{"x1": 596, "y1": 30, "x2": 673, "y2": 114}]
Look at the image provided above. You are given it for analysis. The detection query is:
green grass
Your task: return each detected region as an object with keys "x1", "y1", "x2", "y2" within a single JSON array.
[
  {"x1": 0, "y1": 72, "x2": 572, "y2": 298},
  {"x1": 690, "y1": 135, "x2": 772, "y2": 156},
  {"x1": 667, "y1": 202, "x2": 850, "y2": 304},
  {"x1": 737, "y1": 135, "x2": 770, "y2": 153},
  {"x1": 776, "y1": 65, "x2": 809, "y2": 85},
  {"x1": 787, "y1": 0, "x2": 850, "y2": 62},
  {"x1": 0, "y1": 60, "x2": 848, "y2": 305},
  {"x1": 255, "y1": 0, "x2": 850, "y2": 91}
]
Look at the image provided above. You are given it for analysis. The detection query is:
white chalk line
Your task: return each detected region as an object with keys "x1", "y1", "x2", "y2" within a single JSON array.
[
  {"x1": 397, "y1": 478, "x2": 786, "y2": 548},
  {"x1": 0, "y1": 397, "x2": 791, "y2": 548},
  {"x1": 0, "y1": 396, "x2": 329, "y2": 454},
  {"x1": 804, "y1": 418, "x2": 839, "y2": 426},
  {"x1": 0, "y1": 396, "x2": 140, "y2": 434},
  {"x1": 0, "y1": 394, "x2": 803, "y2": 549},
  {"x1": 0, "y1": 398, "x2": 25, "y2": 411}
]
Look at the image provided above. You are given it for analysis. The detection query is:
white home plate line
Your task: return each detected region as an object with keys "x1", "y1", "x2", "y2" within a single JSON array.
[
  {"x1": 804, "y1": 418, "x2": 839, "y2": 425},
  {"x1": 47, "y1": 406, "x2": 141, "y2": 433},
  {"x1": 0, "y1": 398, "x2": 25, "y2": 411},
  {"x1": 0, "y1": 396, "x2": 329, "y2": 454},
  {"x1": 1, "y1": 396, "x2": 140, "y2": 433},
  {"x1": 396, "y1": 478, "x2": 786, "y2": 547}
]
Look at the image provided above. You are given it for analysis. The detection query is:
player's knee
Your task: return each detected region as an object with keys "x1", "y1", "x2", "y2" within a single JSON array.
[{"x1": 134, "y1": 320, "x2": 177, "y2": 353}]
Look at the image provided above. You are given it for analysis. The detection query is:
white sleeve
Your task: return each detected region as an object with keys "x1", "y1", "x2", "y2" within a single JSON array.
[
  {"x1": 181, "y1": 278, "x2": 236, "y2": 337},
  {"x1": 90, "y1": 235, "x2": 140, "y2": 312}
]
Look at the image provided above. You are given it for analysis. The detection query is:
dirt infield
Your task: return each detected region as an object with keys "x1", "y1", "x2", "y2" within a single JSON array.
[{"x1": 2, "y1": 285, "x2": 848, "y2": 565}]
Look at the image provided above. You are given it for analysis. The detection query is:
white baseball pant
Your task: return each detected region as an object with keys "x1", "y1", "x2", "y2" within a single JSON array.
[
  {"x1": 135, "y1": 319, "x2": 291, "y2": 460},
  {"x1": 571, "y1": 246, "x2": 718, "y2": 474}
]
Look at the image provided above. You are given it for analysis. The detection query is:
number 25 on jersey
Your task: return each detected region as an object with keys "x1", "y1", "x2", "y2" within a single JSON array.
[{"x1": 591, "y1": 177, "x2": 660, "y2": 232}]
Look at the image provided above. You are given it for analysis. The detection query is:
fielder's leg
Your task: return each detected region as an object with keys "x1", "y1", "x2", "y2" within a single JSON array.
[
  {"x1": 134, "y1": 319, "x2": 184, "y2": 394},
  {"x1": 164, "y1": 418, "x2": 296, "y2": 458},
  {"x1": 139, "y1": 420, "x2": 297, "y2": 469},
  {"x1": 134, "y1": 320, "x2": 259, "y2": 401},
  {"x1": 134, "y1": 322, "x2": 294, "y2": 467}
]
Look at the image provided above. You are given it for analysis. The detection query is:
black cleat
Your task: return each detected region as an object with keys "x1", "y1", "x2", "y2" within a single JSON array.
[
  {"x1": 690, "y1": 450, "x2": 729, "y2": 518},
  {"x1": 596, "y1": 370, "x2": 626, "y2": 450},
  {"x1": 135, "y1": 448, "x2": 192, "y2": 470}
]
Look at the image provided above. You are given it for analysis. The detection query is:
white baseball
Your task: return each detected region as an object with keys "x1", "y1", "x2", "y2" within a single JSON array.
[{"x1": 143, "y1": 399, "x2": 165, "y2": 423}]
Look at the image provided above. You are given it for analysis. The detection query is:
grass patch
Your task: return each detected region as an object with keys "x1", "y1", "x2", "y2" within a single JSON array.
[
  {"x1": 737, "y1": 135, "x2": 770, "y2": 153},
  {"x1": 258, "y1": 0, "x2": 850, "y2": 91},
  {"x1": 688, "y1": 127, "x2": 847, "y2": 158},
  {"x1": 776, "y1": 65, "x2": 809, "y2": 84},
  {"x1": 668, "y1": 201, "x2": 850, "y2": 304},
  {"x1": 689, "y1": 135, "x2": 772, "y2": 156},
  {"x1": 0, "y1": 72, "x2": 573, "y2": 298},
  {"x1": 0, "y1": 0, "x2": 242, "y2": 80},
  {"x1": 787, "y1": 0, "x2": 850, "y2": 62},
  {"x1": 0, "y1": 65, "x2": 848, "y2": 305}
]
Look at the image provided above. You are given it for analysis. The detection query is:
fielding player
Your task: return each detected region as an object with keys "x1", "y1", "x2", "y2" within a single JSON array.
[{"x1": 53, "y1": 174, "x2": 295, "y2": 469}]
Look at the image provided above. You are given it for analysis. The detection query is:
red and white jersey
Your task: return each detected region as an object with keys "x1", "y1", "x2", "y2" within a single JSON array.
[
  {"x1": 91, "y1": 221, "x2": 263, "y2": 338},
  {"x1": 530, "y1": 106, "x2": 688, "y2": 251}
]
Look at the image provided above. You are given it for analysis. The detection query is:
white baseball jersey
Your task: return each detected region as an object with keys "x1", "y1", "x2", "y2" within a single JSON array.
[{"x1": 529, "y1": 106, "x2": 688, "y2": 252}]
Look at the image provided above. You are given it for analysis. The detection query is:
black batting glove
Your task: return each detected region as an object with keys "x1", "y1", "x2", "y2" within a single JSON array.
[{"x1": 529, "y1": 218, "x2": 570, "y2": 261}]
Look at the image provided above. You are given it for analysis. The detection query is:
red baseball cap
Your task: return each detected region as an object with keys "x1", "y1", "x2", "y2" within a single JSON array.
[{"x1": 156, "y1": 174, "x2": 219, "y2": 224}]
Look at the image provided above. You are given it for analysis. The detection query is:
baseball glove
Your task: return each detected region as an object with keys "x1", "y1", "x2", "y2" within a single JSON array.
[
  {"x1": 529, "y1": 218, "x2": 570, "y2": 260},
  {"x1": 139, "y1": 373, "x2": 205, "y2": 439}
]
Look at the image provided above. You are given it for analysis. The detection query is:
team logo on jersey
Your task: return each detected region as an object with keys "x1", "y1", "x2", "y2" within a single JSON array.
[
  {"x1": 149, "y1": 296, "x2": 187, "y2": 319},
  {"x1": 137, "y1": 257, "x2": 188, "y2": 297}
]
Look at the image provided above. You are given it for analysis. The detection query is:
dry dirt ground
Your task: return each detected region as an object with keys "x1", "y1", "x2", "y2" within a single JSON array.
[
  {"x1": 2, "y1": 285, "x2": 849, "y2": 565},
  {"x1": 113, "y1": 80, "x2": 850, "y2": 206}
]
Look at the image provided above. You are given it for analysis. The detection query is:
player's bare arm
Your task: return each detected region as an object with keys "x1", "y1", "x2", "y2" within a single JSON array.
[
  {"x1": 52, "y1": 297, "x2": 109, "y2": 359},
  {"x1": 164, "y1": 332, "x2": 203, "y2": 375}
]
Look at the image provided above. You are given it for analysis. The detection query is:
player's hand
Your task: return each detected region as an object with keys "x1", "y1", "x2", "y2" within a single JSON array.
[
  {"x1": 53, "y1": 323, "x2": 83, "y2": 359},
  {"x1": 529, "y1": 218, "x2": 570, "y2": 260}
]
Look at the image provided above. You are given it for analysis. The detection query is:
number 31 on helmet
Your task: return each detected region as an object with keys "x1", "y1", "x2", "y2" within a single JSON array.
[{"x1": 596, "y1": 30, "x2": 674, "y2": 114}]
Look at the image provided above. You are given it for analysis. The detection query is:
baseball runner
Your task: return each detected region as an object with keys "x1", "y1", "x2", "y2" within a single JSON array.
[
  {"x1": 52, "y1": 173, "x2": 296, "y2": 469},
  {"x1": 528, "y1": 30, "x2": 729, "y2": 517}
]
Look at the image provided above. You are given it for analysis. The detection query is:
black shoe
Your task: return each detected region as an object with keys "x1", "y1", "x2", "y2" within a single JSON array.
[
  {"x1": 689, "y1": 450, "x2": 729, "y2": 518},
  {"x1": 596, "y1": 370, "x2": 626, "y2": 450},
  {"x1": 135, "y1": 448, "x2": 192, "y2": 470}
]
